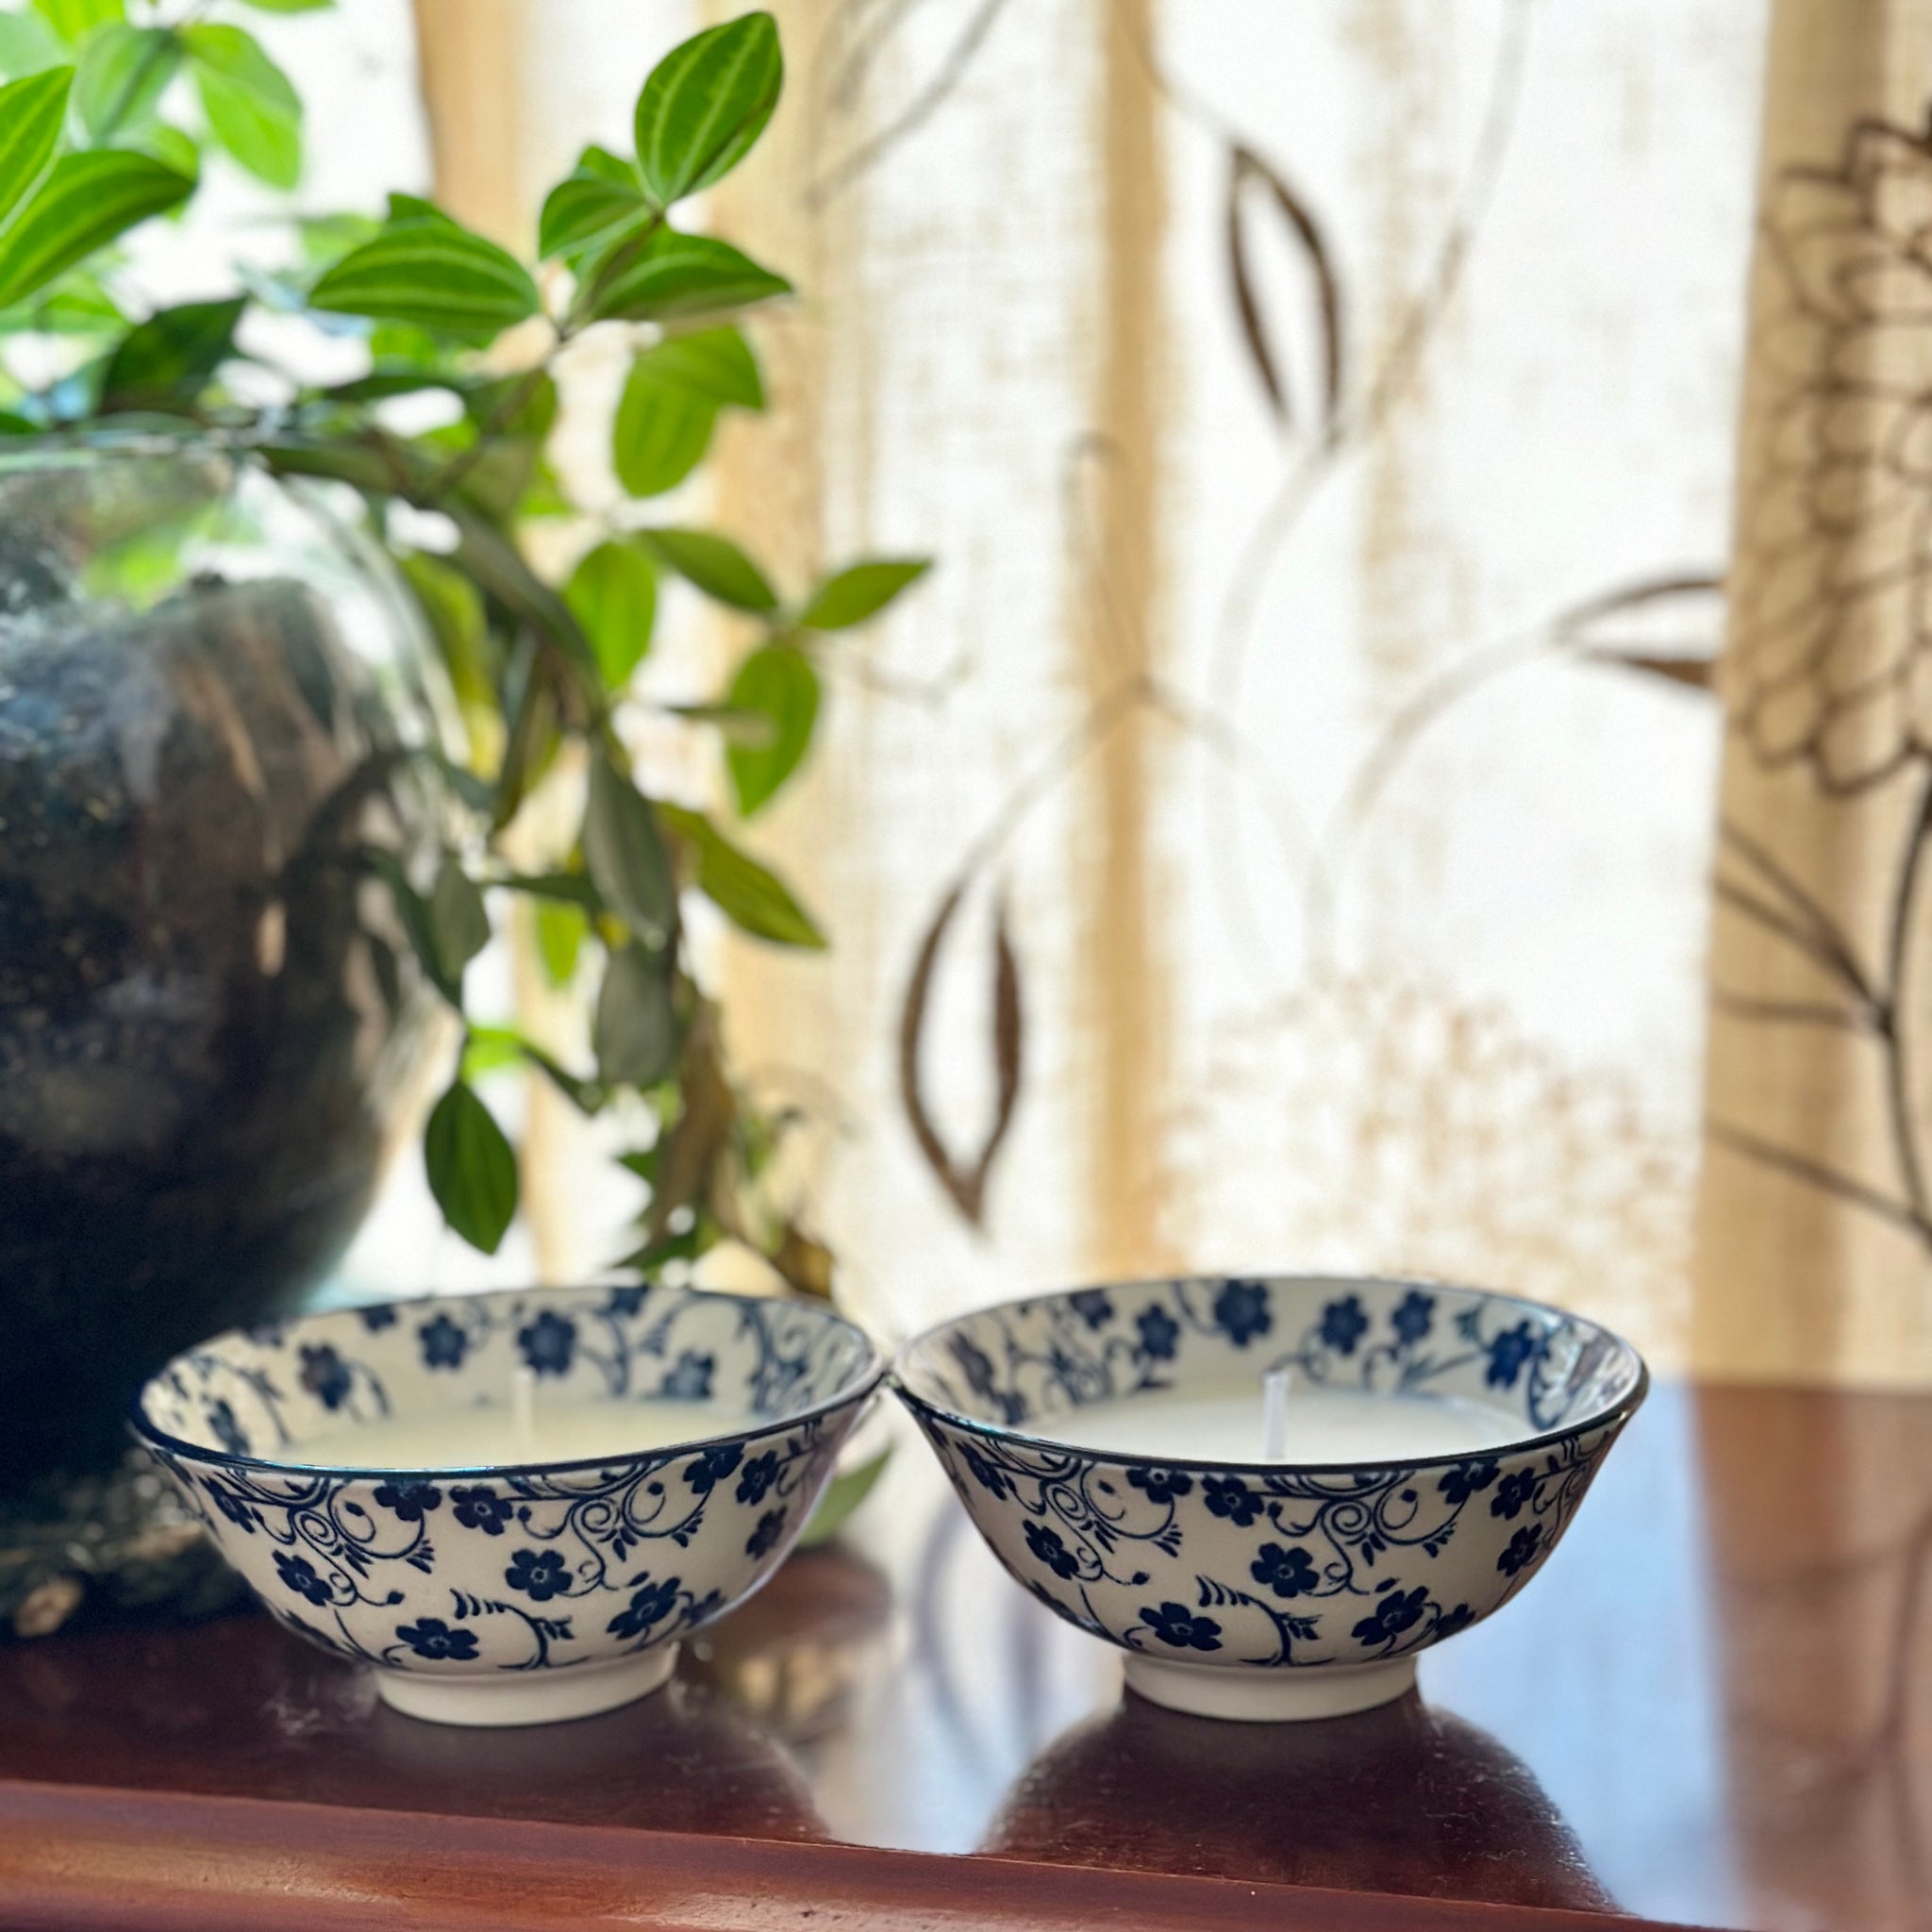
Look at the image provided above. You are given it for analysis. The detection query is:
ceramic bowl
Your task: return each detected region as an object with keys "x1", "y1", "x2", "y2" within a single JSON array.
[
  {"x1": 131, "y1": 1284, "x2": 882, "y2": 1727},
  {"x1": 893, "y1": 1275, "x2": 1644, "y2": 1722}
]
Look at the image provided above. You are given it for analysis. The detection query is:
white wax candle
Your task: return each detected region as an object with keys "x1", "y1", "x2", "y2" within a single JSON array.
[
  {"x1": 282, "y1": 1398, "x2": 756, "y2": 1471},
  {"x1": 1029, "y1": 1384, "x2": 1519, "y2": 1464}
]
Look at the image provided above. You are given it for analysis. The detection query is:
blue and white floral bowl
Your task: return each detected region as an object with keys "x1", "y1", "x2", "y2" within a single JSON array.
[
  {"x1": 131, "y1": 1285, "x2": 882, "y2": 1726},
  {"x1": 893, "y1": 1276, "x2": 1644, "y2": 1722}
]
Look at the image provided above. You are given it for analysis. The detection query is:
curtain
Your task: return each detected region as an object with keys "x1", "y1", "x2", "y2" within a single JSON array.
[{"x1": 366, "y1": 0, "x2": 1778, "y2": 1379}]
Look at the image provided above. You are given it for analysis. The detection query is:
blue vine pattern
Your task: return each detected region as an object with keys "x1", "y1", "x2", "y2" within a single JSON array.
[
  {"x1": 896, "y1": 1277, "x2": 1641, "y2": 1675},
  {"x1": 134, "y1": 1285, "x2": 878, "y2": 1681}
]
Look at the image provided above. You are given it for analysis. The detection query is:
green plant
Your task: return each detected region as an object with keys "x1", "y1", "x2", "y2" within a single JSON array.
[{"x1": 0, "y1": 4, "x2": 927, "y2": 1291}]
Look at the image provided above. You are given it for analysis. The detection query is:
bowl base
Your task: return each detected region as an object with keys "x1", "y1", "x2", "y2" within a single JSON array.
[
  {"x1": 1124, "y1": 1653, "x2": 1416, "y2": 1723},
  {"x1": 375, "y1": 1642, "x2": 678, "y2": 1728}
]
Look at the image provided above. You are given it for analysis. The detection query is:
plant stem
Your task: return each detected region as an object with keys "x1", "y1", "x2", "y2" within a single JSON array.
[{"x1": 1882, "y1": 767, "x2": 1932, "y2": 1224}]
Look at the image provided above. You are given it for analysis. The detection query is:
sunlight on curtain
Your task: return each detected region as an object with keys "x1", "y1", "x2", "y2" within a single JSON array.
[{"x1": 326, "y1": 0, "x2": 1771, "y2": 1373}]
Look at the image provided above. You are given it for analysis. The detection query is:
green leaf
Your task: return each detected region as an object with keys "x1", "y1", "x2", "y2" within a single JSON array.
[
  {"x1": 726, "y1": 642, "x2": 818, "y2": 816},
  {"x1": 142, "y1": 123, "x2": 198, "y2": 176},
  {"x1": 387, "y1": 190, "x2": 454, "y2": 225},
  {"x1": 646, "y1": 325, "x2": 763, "y2": 408},
  {"x1": 634, "y1": 11, "x2": 782, "y2": 208},
  {"x1": 235, "y1": 0, "x2": 334, "y2": 11},
  {"x1": 565, "y1": 540, "x2": 658, "y2": 691},
  {"x1": 397, "y1": 549, "x2": 495, "y2": 746},
  {"x1": 31, "y1": 0, "x2": 120, "y2": 46},
  {"x1": 0, "y1": 149, "x2": 192, "y2": 309},
  {"x1": 659, "y1": 803, "x2": 824, "y2": 948},
  {"x1": 642, "y1": 526, "x2": 776, "y2": 612},
  {"x1": 798, "y1": 1441, "x2": 891, "y2": 1549},
  {"x1": 75, "y1": 25, "x2": 176, "y2": 140},
  {"x1": 583, "y1": 753, "x2": 675, "y2": 947},
  {"x1": 534, "y1": 894, "x2": 587, "y2": 986},
  {"x1": 538, "y1": 165, "x2": 646, "y2": 263},
  {"x1": 594, "y1": 942, "x2": 680, "y2": 1086},
  {"x1": 183, "y1": 24, "x2": 300, "y2": 189},
  {"x1": 424, "y1": 1080, "x2": 517, "y2": 1254},
  {"x1": 98, "y1": 295, "x2": 243, "y2": 411},
  {"x1": 309, "y1": 215, "x2": 540, "y2": 342},
  {"x1": 799, "y1": 558, "x2": 930, "y2": 631},
  {"x1": 612, "y1": 325, "x2": 760, "y2": 498},
  {"x1": 583, "y1": 229, "x2": 789, "y2": 326},
  {"x1": 430, "y1": 856, "x2": 490, "y2": 982},
  {"x1": 0, "y1": 14, "x2": 66, "y2": 77},
  {"x1": 0, "y1": 66, "x2": 69, "y2": 227}
]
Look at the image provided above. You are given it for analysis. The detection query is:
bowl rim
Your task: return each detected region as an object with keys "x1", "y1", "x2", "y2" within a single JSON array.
[
  {"x1": 128, "y1": 1283, "x2": 887, "y2": 1482},
  {"x1": 890, "y1": 1273, "x2": 1649, "y2": 1476}
]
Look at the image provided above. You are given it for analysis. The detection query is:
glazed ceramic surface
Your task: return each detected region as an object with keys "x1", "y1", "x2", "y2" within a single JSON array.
[
  {"x1": 893, "y1": 1276, "x2": 1644, "y2": 1721},
  {"x1": 132, "y1": 1285, "x2": 881, "y2": 1724}
]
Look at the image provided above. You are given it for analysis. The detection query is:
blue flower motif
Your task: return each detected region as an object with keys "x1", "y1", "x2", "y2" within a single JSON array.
[
  {"x1": 419, "y1": 1313, "x2": 468, "y2": 1371},
  {"x1": 1319, "y1": 1295, "x2": 1370, "y2": 1357},
  {"x1": 1485, "y1": 1320, "x2": 1541, "y2": 1391},
  {"x1": 358, "y1": 1304, "x2": 398, "y2": 1332},
  {"x1": 1024, "y1": 1521, "x2": 1082, "y2": 1580},
  {"x1": 1141, "y1": 1601, "x2": 1223, "y2": 1652},
  {"x1": 958, "y1": 1441, "x2": 1010, "y2": 1499},
  {"x1": 505, "y1": 1548, "x2": 572, "y2": 1601},
  {"x1": 607, "y1": 1574, "x2": 681, "y2": 1641},
  {"x1": 660, "y1": 1350, "x2": 714, "y2": 1401},
  {"x1": 1438, "y1": 1458, "x2": 1499, "y2": 1505},
  {"x1": 1204, "y1": 1474, "x2": 1261, "y2": 1526},
  {"x1": 1212, "y1": 1279, "x2": 1273, "y2": 1348},
  {"x1": 604, "y1": 1285, "x2": 648, "y2": 1317},
  {"x1": 1352, "y1": 1585, "x2": 1429, "y2": 1646},
  {"x1": 373, "y1": 1480, "x2": 441, "y2": 1523},
  {"x1": 1497, "y1": 1524, "x2": 1544, "y2": 1577},
  {"x1": 1069, "y1": 1290, "x2": 1114, "y2": 1329},
  {"x1": 1125, "y1": 1465, "x2": 1193, "y2": 1504},
  {"x1": 395, "y1": 1616, "x2": 479, "y2": 1661},
  {"x1": 1135, "y1": 1304, "x2": 1180, "y2": 1361},
  {"x1": 1434, "y1": 1603, "x2": 1475, "y2": 1640},
  {"x1": 950, "y1": 1333, "x2": 999, "y2": 1401},
  {"x1": 519, "y1": 1310, "x2": 577, "y2": 1378},
  {"x1": 298, "y1": 1343, "x2": 352, "y2": 1410},
  {"x1": 204, "y1": 1479, "x2": 258, "y2": 1533},
  {"x1": 274, "y1": 1551, "x2": 332, "y2": 1607},
  {"x1": 1391, "y1": 1290, "x2": 1435, "y2": 1347},
  {"x1": 1491, "y1": 1468, "x2": 1540, "y2": 1520},
  {"x1": 736, "y1": 1451, "x2": 780, "y2": 1506},
  {"x1": 450, "y1": 1485, "x2": 512, "y2": 1535},
  {"x1": 206, "y1": 1399, "x2": 249, "y2": 1456},
  {"x1": 1251, "y1": 1541, "x2": 1320, "y2": 1599},
  {"x1": 685, "y1": 1443, "x2": 743, "y2": 1493},
  {"x1": 745, "y1": 1508, "x2": 788, "y2": 1559}
]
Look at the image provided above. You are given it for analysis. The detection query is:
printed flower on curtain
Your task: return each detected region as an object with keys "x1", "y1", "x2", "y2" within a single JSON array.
[{"x1": 1729, "y1": 118, "x2": 1932, "y2": 792}]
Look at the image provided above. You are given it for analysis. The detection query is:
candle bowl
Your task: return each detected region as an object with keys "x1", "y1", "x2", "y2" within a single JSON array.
[
  {"x1": 893, "y1": 1276, "x2": 1644, "y2": 1723},
  {"x1": 130, "y1": 1285, "x2": 882, "y2": 1727}
]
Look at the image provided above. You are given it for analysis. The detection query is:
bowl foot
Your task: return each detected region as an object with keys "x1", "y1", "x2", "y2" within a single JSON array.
[
  {"x1": 375, "y1": 1643, "x2": 678, "y2": 1728},
  {"x1": 1124, "y1": 1652, "x2": 1416, "y2": 1723}
]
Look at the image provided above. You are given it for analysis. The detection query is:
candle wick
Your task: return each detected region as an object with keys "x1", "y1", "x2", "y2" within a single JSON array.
[
  {"x1": 511, "y1": 1366, "x2": 536, "y2": 1458},
  {"x1": 1261, "y1": 1367, "x2": 1291, "y2": 1461}
]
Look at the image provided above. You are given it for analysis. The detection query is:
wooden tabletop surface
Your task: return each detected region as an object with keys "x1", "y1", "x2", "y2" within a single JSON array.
[{"x1": 0, "y1": 1378, "x2": 1924, "y2": 1930}]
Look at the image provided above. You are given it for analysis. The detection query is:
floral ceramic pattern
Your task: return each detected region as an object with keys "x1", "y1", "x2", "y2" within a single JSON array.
[
  {"x1": 894, "y1": 1276, "x2": 1642, "y2": 1678},
  {"x1": 133, "y1": 1285, "x2": 879, "y2": 1685}
]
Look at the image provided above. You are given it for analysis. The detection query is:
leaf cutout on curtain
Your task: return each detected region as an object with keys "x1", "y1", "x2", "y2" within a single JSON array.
[
  {"x1": 808, "y1": 0, "x2": 1010, "y2": 208},
  {"x1": 1225, "y1": 142, "x2": 1344, "y2": 435},
  {"x1": 898, "y1": 882, "x2": 1024, "y2": 1226},
  {"x1": 1561, "y1": 571, "x2": 1725, "y2": 692}
]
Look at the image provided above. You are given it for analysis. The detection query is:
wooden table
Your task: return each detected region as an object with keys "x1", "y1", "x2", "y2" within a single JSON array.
[{"x1": 0, "y1": 1381, "x2": 1924, "y2": 1930}]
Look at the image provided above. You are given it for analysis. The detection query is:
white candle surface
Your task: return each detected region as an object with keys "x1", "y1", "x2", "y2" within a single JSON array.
[
  {"x1": 1028, "y1": 1384, "x2": 1520, "y2": 1464},
  {"x1": 281, "y1": 1398, "x2": 757, "y2": 1471}
]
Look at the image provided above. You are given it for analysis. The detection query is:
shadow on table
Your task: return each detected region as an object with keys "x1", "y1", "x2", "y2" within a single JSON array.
[{"x1": 981, "y1": 1685, "x2": 1616, "y2": 1911}]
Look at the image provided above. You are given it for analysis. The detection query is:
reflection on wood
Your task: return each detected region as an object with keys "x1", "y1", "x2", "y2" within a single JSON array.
[{"x1": 1697, "y1": 1383, "x2": 1932, "y2": 1924}]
